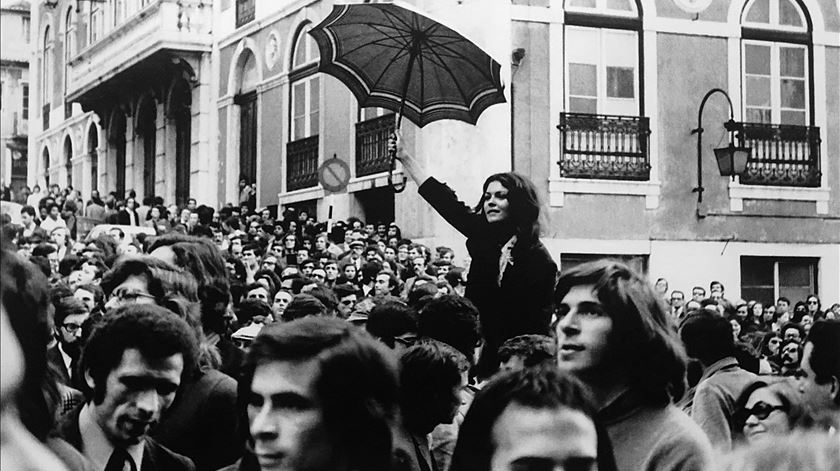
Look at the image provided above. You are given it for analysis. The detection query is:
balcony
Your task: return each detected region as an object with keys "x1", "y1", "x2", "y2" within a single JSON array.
[
  {"x1": 355, "y1": 113, "x2": 395, "y2": 178},
  {"x1": 557, "y1": 113, "x2": 650, "y2": 181},
  {"x1": 737, "y1": 123, "x2": 821, "y2": 187},
  {"x1": 287, "y1": 136, "x2": 319, "y2": 191},
  {"x1": 67, "y1": 0, "x2": 212, "y2": 107}
]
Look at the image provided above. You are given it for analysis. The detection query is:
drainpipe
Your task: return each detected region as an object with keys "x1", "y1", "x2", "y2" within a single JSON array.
[{"x1": 510, "y1": 48, "x2": 526, "y2": 171}]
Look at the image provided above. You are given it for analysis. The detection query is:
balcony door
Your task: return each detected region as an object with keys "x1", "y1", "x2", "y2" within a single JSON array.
[
  {"x1": 110, "y1": 110, "x2": 127, "y2": 198},
  {"x1": 235, "y1": 51, "x2": 258, "y2": 187},
  {"x1": 172, "y1": 79, "x2": 192, "y2": 205},
  {"x1": 138, "y1": 99, "x2": 156, "y2": 198},
  {"x1": 87, "y1": 124, "x2": 98, "y2": 192}
]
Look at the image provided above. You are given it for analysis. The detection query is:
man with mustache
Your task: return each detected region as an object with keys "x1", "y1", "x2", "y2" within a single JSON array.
[{"x1": 55, "y1": 305, "x2": 198, "y2": 471}]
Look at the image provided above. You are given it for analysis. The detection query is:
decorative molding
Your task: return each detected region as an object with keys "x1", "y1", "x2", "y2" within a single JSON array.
[
  {"x1": 278, "y1": 185, "x2": 326, "y2": 205},
  {"x1": 347, "y1": 170, "x2": 404, "y2": 193},
  {"x1": 549, "y1": 178, "x2": 661, "y2": 209},
  {"x1": 728, "y1": 182, "x2": 830, "y2": 214},
  {"x1": 510, "y1": 4, "x2": 563, "y2": 24}
]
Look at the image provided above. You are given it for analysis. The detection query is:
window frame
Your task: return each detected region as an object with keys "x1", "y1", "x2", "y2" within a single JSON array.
[
  {"x1": 288, "y1": 24, "x2": 320, "y2": 142},
  {"x1": 740, "y1": 255, "x2": 819, "y2": 303}
]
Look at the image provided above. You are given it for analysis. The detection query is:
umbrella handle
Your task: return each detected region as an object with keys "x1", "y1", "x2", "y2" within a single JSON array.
[{"x1": 388, "y1": 144, "x2": 407, "y2": 193}]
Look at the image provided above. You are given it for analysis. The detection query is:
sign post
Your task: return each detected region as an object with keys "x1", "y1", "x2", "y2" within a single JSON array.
[{"x1": 318, "y1": 154, "x2": 351, "y2": 232}]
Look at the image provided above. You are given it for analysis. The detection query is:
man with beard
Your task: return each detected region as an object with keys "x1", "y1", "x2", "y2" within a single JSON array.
[
  {"x1": 55, "y1": 304, "x2": 198, "y2": 471},
  {"x1": 47, "y1": 296, "x2": 90, "y2": 389}
]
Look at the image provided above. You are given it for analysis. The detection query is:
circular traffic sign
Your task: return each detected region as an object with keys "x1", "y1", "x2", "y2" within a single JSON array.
[{"x1": 318, "y1": 156, "x2": 351, "y2": 192}]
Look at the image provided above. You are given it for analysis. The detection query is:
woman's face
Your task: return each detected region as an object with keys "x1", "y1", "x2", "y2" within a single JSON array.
[
  {"x1": 763, "y1": 305, "x2": 776, "y2": 323},
  {"x1": 766, "y1": 336, "x2": 782, "y2": 355},
  {"x1": 483, "y1": 180, "x2": 510, "y2": 223},
  {"x1": 343, "y1": 265, "x2": 357, "y2": 280},
  {"x1": 752, "y1": 303, "x2": 764, "y2": 318},
  {"x1": 743, "y1": 388, "x2": 790, "y2": 443},
  {"x1": 730, "y1": 320, "x2": 742, "y2": 339},
  {"x1": 150, "y1": 207, "x2": 160, "y2": 219},
  {"x1": 397, "y1": 246, "x2": 409, "y2": 261},
  {"x1": 325, "y1": 263, "x2": 338, "y2": 280}
]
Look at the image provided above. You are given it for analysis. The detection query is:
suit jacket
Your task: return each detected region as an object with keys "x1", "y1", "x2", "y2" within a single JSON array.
[
  {"x1": 54, "y1": 405, "x2": 195, "y2": 471},
  {"x1": 47, "y1": 344, "x2": 71, "y2": 386},
  {"x1": 152, "y1": 369, "x2": 241, "y2": 471}
]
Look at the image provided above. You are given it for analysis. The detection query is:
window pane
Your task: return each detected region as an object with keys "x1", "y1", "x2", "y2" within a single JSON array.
[
  {"x1": 746, "y1": 76, "x2": 771, "y2": 107},
  {"x1": 780, "y1": 47, "x2": 805, "y2": 77},
  {"x1": 606, "y1": 0, "x2": 632, "y2": 11},
  {"x1": 745, "y1": 44, "x2": 771, "y2": 75},
  {"x1": 569, "y1": 63, "x2": 597, "y2": 97},
  {"x1": 307, "y1": 36, "x2": 319, "y2": 61},
  {"x1": 780, "y1": 110, "x2": 806, "y2": 125},
  {"x1": 293, "y1": 117, "x2": 304, "y2": 141},
  {"x1": 309, "y1": 77, "x2": 320, "y2": 136},
  {"x1": 779, "y1": 0, "x2": 803, "y2": 27},
  {"x1": 742, "y1": 257, "x2": 774, "y2": 286},
  {"x1": 293, "y1": 33, "x2": 307, "y2": 68},
  {"x1": 606, "y1": 67, "x2": 634, "y2": 98},
  {"x1": 569, "y1": 97, "x2": 597, "y2": 114},
  {"x1": 746, "y1": 108, "x2": 771, "y2": 123},
  {"x1": 745, "y1": 0, "x2": 770, "y2": 23},
  {"x1": 780, "y1": 79, "x2": 805, "y2": 109},
  {"x1": 567, "y1": 0, "x2": 596, "y2": 8},
  {"x1": 293, "y1": 82, "x2": 305, "y2": 118},
  {"x1": 779, "y1": 260, "x2": 812, "y2": 286}
]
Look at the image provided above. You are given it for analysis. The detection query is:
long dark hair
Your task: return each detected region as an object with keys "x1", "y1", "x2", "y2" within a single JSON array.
[{"x1": 475, "y1": 172, "x2": 543, "y2": 243}]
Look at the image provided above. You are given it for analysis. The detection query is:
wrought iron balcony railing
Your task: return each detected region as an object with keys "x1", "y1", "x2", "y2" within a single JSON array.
[
  {"x1": 557, "y1": 113, "x2": 651, "y2": 181},
  {"x1": 737, "y1": 123, "x2": 821, "y2": 187},
  {"x1": 355, "y1": 113, "x2": 395, "y2": 178},
  {"x1": 286, "y1": 135, "x2": 319, "y2": 191}
]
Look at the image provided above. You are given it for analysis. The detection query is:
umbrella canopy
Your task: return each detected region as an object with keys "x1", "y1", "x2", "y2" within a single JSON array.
[{"x1": 308, "y1": 2, "x2": 506, "y2": 128}]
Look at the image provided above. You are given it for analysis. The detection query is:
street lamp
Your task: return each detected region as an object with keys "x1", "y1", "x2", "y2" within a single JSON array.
[{"x1": 691, "y1": 88, "x2": 751, "y2": 208}]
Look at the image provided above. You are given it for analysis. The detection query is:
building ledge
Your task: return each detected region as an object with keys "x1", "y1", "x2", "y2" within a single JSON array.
[
  {"x1": 278, "y1": 186, "x2": 325, "y2": 205},
  {"x1": 728, "y1": 181, "x2": 830, "y2": 214},
  {"x1": 549, "y1": 178, "x2": 661, "y2": 209},
  {"x1": 347, "y1": 169, "x2": 404, "y2": 193}
]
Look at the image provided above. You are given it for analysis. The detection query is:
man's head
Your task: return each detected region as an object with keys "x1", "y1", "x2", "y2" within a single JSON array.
[
  {"x1": 450, "y1": 367, "x2": 615, "y2": 471},
  {"x1": 497, "y1": 335, "x2": 557, "y2": 372},
  {"x1": 399, "y1": 340, "x2": 469, "y2": 434},
  {"x1": 79, "y1": 305, "x2": 198, "y2": 447},
  {"x1": 365, "y1": 301, "x2": 417, "y2": 353},
  {"x1": 333, "y1": 283, "x2": 358, "y2": 318},
  {"x1": 418, "y1": 295, "x2": 482, "y2": 367},
  {"x1": 554, "y1": 260, "x2": 687, "y2": 404},
  {"x1": 411, "y1": 256, "x2": 427, "y2": 277},
  {"x1": 20, "y1": 205, "x2": 36, "y2": 226},
  {"x1": 53, "y1": 296, "x2": 90, "y2": 354},
  {"x1": 779, "y1": 339, "x2": 801, "y2": 368},
  {"x1": 781, "y1": 322, "x2": 804, "y2": 343},
  {"x1": 691, "y1": 286, "x2": 706, "y2": 302},
  {"x1": 776, "y1": 297, "x2": 790, "y2": 315},
  {"x1": 670, "y1": 290, "x2": 684, "y2": 309},
  {"x1": 679, "y1": 310, "x2": 735, "y2": 367},
  {"x1": 797, "y1": 320, "x2": 840, "y2": 412},
  {"x1": 243, "y1": 317, "x2": 399, "y2": 471},
  {"x1": 373, "y1": 271, "x2": 398, "y2": 297}
]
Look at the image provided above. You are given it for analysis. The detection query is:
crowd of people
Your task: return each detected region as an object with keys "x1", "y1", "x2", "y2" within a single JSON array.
[{"x1": 1, "y1": 175, "x2": 839, "y2": 471}]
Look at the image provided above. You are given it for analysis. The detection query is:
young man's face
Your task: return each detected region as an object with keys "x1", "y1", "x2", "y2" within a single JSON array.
[
  {"x1": 57, "y1": 312, "x2": 90, "y2": 349},
  {"x1": 692, "y1": 288, "x2": 705, "y2": 302},
  {"x1": 670, "y1": 292, "x2": 684, "y2": 308},
  {"x1": 337, "y1": 294, "x2": 357, "y2": 317},
  {"x1": 49, "y1": 206, "x2": 60, "y2": 219},
  {"x1": 248, "y1": 359, "x2": 335, "y2": 471},
  {"x1": 324, "y1": 264, "x2": 338, "y2": 280},
  {"x1": 90, "y1": 348, "x2": 183, "y2": 447},
  {"x1": 73, "y1": 288, "x2": 96, "y2": 313},
  {"x1": 412, "y1": 257, "x2": 426, "y2": 277},
  {"x1": 21, "y1": 212, "x2": 32, "y2": 225},
  {"x1": 555, "y1": 284, "x2": 614, "y2": 382},
  {"x1": 797, "y1": 342, "x2": 838, "y2": 413},
  {"x1": 247, "y1": 287, "x2": 270, "y2": 303},
  {"x1": 374, "y1": 274, "x2": 392, "y2": 296},
  {"x1": 296, "y1": 250, "x2": 309, "y2": 265},
  {"x1": 272, "y1": 291, "x2": 293, "y2": 321}
]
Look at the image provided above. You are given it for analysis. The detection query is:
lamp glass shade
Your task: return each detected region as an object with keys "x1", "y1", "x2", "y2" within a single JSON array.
[{"x1": 714, "y1": 145, "x2": 750, "y2": 176}]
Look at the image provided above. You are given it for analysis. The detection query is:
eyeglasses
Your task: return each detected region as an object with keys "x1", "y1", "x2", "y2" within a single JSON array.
[
  {"x1": 807, "y1": 301, "x2": 818, "y2": 305},
  {"x1": 109, "y1": 290, "x2": 155, "y2": 303},
  {"x1": 61, "y1": 323, "x2": 83, "y2": 333},
  {"x1": 743, "y1": 401, "x2": 786, "y2": 420}
]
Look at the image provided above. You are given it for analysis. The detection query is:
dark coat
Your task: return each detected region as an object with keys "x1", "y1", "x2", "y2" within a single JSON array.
[
  {"x1": 46, "y1": 344, "x2": 71, "y2": 386},
  {"x1": 152, "y1": 369, "x2": 241, "y2": 471},
  {"x1": 418, "y1": 178, "x2": 557, "y2": 377},
  {"x1": 54, "y1": 405, "x2": 195, "y2": 471}
]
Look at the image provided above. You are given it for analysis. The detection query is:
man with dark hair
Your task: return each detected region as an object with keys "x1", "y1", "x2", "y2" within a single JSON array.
[
  {"x1": 417, "y1": 294, "x2": 482, "y2": 368},
  {"x1": 333, "y1": 283, "x2": 359, "y2": 319},
  {"x1": 497, "y1": 334, "x2": 557, "y2": 372},
  {"x1": 798, "y1": 320, "x2": 840, "y2": 418},
  {"x1": 56, "y1": 305, "x2": 198, "y2": 471},
  {"x1": 374, "y1": 270, "x2": 400, "y2": 297},
  {"x1": 19, "y1": 204, "x2": 43, "y2": 238},
  {"x1": 366, "y1": 301, "x2": 418, "y2": 353},
  {"x1": 281, "y1": 293, "x2": 328, "y2": 322},
  {"x1": 554, "y1": 260, "x2": 712, "y2": 471},
  {"x1": 39, "y1": 202, "x2": 67, "y2": 234},
  {"x1": 394, "y1": 340, "x2": 469, "y2": 471},
  {"x1": 778, "y1": 338, "x2": 802, "y2": 377},
  {"x1": 679, "y1": 310, "x2": 758, "y2": 450},
  {"x1": 691, "y1": 286, "x2": 706, "y2": 303},
  {"x1": 48, "y1": 296, "x2": 90, "y2": 389},
  {"x1": 227, "y1": 316, "x2": 399, "y2": 471}
]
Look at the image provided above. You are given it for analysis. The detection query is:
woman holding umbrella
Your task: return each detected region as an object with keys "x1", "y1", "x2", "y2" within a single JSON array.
[{"x1": 390, "y1": 133, "x2": 557, "y2": 379}]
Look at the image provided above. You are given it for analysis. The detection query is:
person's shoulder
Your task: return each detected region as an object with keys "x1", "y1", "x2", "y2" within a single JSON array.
[{"x1": 144, "y1": 438, "x2": 196, "y2": 471}]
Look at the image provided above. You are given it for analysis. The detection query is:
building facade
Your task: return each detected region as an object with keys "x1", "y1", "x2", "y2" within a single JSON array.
[
  {"x1": 30, "y1": 0, "x2": 215, "y2": 207},
  {"x1": 1, "y1": 0, "x2": 31, "y2": 200}
]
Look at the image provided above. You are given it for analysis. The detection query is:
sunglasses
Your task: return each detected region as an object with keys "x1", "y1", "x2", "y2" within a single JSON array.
[{"x1": 743, "y1": 401, "x2": 786, "y2": 420}]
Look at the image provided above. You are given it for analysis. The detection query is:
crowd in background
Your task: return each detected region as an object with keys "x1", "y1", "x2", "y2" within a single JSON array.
[{"x1": 1, "y1": 181, "x2": 839, "y2": 471}]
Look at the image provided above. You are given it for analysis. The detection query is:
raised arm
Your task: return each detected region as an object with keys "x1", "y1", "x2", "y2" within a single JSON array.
[{"x1": 389, "y1": 130, "x2": 481, "y2": 237}]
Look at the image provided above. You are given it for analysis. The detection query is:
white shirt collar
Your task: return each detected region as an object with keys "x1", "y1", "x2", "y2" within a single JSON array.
[
  {"x1": 57, "y1": 343, "x2": 72, "y2": 376},
  {"x1": 79, "y1": 403, "x2": 144, "y2": 471}
]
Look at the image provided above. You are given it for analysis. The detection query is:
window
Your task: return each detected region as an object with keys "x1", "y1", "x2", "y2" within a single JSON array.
[
  {"x1": 42, "y1": 26, "x2": 52, "y2": 106},
  {"x1": 290, "y1": 25, "x2": 320, "y2": 141},
  {"x1": 22, "y1": 83, "x2": 29, "y2": 119},
  {"x1": 90, "y1": 5, "x2": 103, "y2": 43},
  {"x1": 741, "y1": 0, "x2": 811, "y2": 125},
  {"x1": 235, "y1": 0, "x2": 256, "y2": 28},
  {"x1": 740, "y1": 256, "x2": 817, "y2": 305},
  {"x1": 23, "y1": 17, "x2": 30, "y2": 44}
]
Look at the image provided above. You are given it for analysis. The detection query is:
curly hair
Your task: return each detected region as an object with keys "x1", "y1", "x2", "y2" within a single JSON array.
[{"x1": 475, "y1": 172, "x2": 543, "y2": 243}]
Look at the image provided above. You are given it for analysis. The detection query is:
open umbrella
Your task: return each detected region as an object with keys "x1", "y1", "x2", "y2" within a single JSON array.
[{"x1": 309, "y1": 1, "x2": 506, "y2": 192}]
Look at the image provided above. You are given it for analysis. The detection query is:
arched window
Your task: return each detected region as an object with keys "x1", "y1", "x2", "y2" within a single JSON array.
[
  {"x1": 289, "y1": 24, "x2": 319, "y2": 142},
  {"x1": 741, "y1": 0, "x2": 811, "y2": 125},
  {"x1": 88, "y1": 124, "x2": 99, "y2": 192},
  {"x1": 558, "y1": 0, "x2": 649, "y2": 181},
  {"x1": 235, "y1": 50, "x2": 259, "y2": 186},
  {"x1": 42, "y1": 147, "x2": 51, "y2": 186},
  {"x1": 42, "y1": 25, "x2": 52, "y2": 111},
  {"x1": 63, "y1": 136, "x2": 73, "y2": 188},
  {"x1": 564, "y1": 0, "x2": 642, "y2": 116}
]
